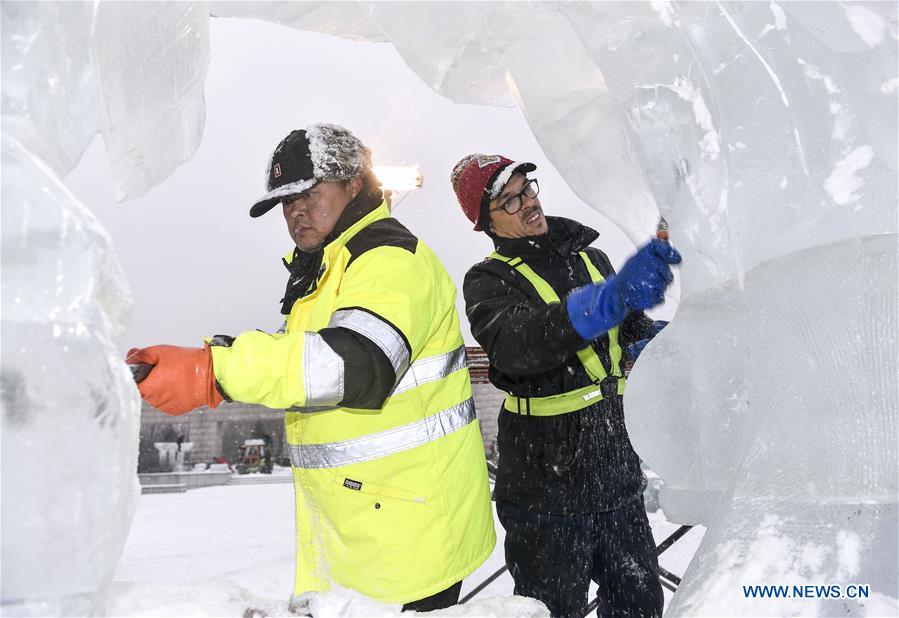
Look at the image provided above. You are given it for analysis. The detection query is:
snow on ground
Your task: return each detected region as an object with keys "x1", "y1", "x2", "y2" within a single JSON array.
[{"x1": 110, "y1": 481, "x2": 704, "y2": 617}]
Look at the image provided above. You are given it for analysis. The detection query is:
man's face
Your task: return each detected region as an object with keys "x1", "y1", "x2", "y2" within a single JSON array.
[
  {"x1": 487, "y1": 173, "x2": 548, "y2": 238},
  {"x1": 282, "y1": 179, "x2": 360, "y2": 252}
]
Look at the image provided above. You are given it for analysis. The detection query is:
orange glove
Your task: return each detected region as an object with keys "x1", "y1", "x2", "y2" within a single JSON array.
[{"x1": 126, "y1": 345, "x2": 224, "y2": 415}]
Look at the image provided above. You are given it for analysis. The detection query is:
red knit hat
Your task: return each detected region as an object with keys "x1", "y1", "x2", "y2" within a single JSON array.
[{"x1": 450, "y1": 154, "x2": 536, "y2": 231}]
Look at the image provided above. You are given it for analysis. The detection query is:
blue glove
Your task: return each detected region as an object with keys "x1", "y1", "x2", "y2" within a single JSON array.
[
  {"x1": 615, "y1": 240, "x2": 681, "y2": 310},
  {"x1": 626, "y1": 320, "x2": 669, "y2": 362},
  {"x1": 566, "y1": 276, "x2": 627, "y2": 340}
]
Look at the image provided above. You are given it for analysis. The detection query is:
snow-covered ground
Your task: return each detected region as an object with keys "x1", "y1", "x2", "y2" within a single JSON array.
[{"x1": 110, "y1": 481, "x2": 704, "y2": 616}]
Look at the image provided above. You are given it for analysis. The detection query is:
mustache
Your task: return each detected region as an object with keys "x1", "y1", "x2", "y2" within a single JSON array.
[{"x1": 521, "y1": 205, "x2": 541, "y2": 219}]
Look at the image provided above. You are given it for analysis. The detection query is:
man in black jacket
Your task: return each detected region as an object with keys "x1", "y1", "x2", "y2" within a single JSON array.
[{"x1": 451, "y1": 154, "x2": 681, "y2": 618}]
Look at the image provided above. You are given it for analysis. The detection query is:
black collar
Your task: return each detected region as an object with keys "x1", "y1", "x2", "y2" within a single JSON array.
[
  {"x1": 491, "y1": 216, "x2": 599, "y2": 259},
  {"x1": 323, "y1": 187, "x2": 384, "y2": 246},
  {"x1": 279, "y1": 188, "x2": 383, "y2": 314}
]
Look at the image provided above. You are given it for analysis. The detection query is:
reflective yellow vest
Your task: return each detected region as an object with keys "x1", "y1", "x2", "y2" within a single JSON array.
[
  {"x1": 488, "y1": 251, "x2": 626, "y2": 416},
  {"x1": 211, "y1": 203, "x2": 495, "y2": 604}
]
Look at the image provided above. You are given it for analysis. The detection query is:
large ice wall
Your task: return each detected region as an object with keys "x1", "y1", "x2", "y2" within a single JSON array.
[
  {"x1": 596, "y1": 4, "x2": 898, "y2": 615},
  {"x1": 1, "y1": 133, "x2": 140, "y2": 617},
  {"x1": 1, "y1": 2, "x2": 209, "y2": 615},
  {"x1": 1, "y1": 1, "x2": 210, "y2": 202},
  {"x1": 3, "y1": 1, "x2": 896, "y2": 616}
]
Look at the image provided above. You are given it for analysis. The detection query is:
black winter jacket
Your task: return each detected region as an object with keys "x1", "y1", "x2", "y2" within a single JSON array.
[{"x1": 463, "y1": 217, "x2": 654, "y2": 514}]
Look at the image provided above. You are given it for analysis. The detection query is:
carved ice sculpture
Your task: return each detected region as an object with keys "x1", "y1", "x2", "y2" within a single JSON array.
[
  {"x1": 1, "y1": 2, "x2": 209, "y2": 615},
  {"x1": 2, "y1": 2, "x2": 895, "y2": 616}
]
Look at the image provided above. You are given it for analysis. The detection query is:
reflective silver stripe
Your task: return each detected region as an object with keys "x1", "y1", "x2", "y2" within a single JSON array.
[
  {"x1": 391, "y1": 346, "x2": 467, "y2": 396},
  {"x1": 287, "y1": 345, "x2": 467, "y2": 412},
  {"x1": 303, "y1": 332, "x2": 344, "y2": 406},
  {"x1": 328, "y1": 308, "x2": 410, "y2": 375},
  {"x1": 289, "y1": 398, "x2": 476, "y2": 469}
]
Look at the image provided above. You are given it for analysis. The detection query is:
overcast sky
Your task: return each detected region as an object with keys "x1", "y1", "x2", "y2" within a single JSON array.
[{"x1": 64, "y1": 16, "x2": 675, "y2": 351}]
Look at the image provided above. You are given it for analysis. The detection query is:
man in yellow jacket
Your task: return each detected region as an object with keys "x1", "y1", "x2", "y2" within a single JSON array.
[{"x1": 127, "y1": 124, "x2": 495, "y2": 612}]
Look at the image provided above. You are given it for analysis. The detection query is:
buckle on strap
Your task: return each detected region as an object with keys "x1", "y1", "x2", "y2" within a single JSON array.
[
  {"x1": 599, "y1": 377, "x2": 619, "y2": 399},
  {"x1": 504, "y1": 377, "x2": 625, "y2": 417},
  {"x1": 516, "y1": 397, "x2": 532, "y2": 417}
]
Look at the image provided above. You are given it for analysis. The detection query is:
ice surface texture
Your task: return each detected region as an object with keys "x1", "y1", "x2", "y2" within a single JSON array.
[
  {"x1": 1, "y1": 1, "x2": 100, "y2": 176},
  {"x1": 212, "y1": 2, "x2": 898, "y2": 614},
  {"x1": 1, "y1": 1, "x2": 210, "y2": 201},
  {"x1": 94, "y1": 1, "x2": 210, "y2": 200},
  {"x1": 613, "y1": 4, "x2": 897, "y2": 615},
  {"x1": 1, "y1": 133, "x2": 141, "y2": 616},
  {"x1": 0, "y1": 0, "x2": 208, "y2": 613}
]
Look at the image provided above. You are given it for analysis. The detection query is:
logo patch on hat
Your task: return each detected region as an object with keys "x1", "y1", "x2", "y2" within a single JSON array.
[
  {"x1": 476, "y1": 155, "x2": 501, "y2": 168},
  {"x1": 273, "y1": 163, "x2": 282, "y2": 178}
]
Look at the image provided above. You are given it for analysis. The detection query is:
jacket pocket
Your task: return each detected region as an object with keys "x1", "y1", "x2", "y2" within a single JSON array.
[
  {"x1": 530, "y1": 440, "x2": 577, "y2": 478},
  {"x1": 520, "y1": 415, "x2": 584, "y2": 479},
  {"x1": 304, "y1": 470, "x2": 433, "y2": 597}
]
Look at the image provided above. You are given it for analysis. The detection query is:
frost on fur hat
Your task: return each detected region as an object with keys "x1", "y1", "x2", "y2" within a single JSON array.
[
  {"x1": 250, "y1": 123, "x2": 372, "y2": 218},
  {"x1": 450, "y1": 154, "x2": 536, "y2": 231}
]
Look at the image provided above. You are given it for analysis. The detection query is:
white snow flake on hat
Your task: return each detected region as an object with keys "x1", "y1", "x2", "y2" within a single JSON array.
[{"x1": 306, "y1": 123, "x2": 372, "y2": 181}]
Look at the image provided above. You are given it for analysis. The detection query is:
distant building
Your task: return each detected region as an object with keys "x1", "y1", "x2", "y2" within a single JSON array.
[
  {"x1": 138, "y1": 401, "x2": 287, "y2": 473},
  {"x1": 466, "y1": 345, "x2": 504, "y2": 458},
  {"x1": 138, "y1": 346, "x2": 505, "y2": 472}
]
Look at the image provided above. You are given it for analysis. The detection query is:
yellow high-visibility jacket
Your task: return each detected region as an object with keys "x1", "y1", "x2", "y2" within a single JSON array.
[{"x1": 210, "y1": 202, "x2": 495, "y2": 604}]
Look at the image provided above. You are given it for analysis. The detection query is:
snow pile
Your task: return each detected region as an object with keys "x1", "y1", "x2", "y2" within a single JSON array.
[
  {"x1": 112, "y1": 482, "x2": 704, "y2": 615},
  {"x1": 110, "y1": 581, "x2": 287, "y2": 618},
  {"x1": 293, "y1": 588, "x2": 547, "y2": 617},
  {"x1": 109, "y1": 485, "x2": 559, "y2": 616},
  {"x1": 111, "y1": 583, "x2": 548, "y2": 618}
]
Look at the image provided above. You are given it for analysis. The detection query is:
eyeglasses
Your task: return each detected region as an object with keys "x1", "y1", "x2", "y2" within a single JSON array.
[{"x1": 489, "y1": 179, "x2": 540, "y2": 215}]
